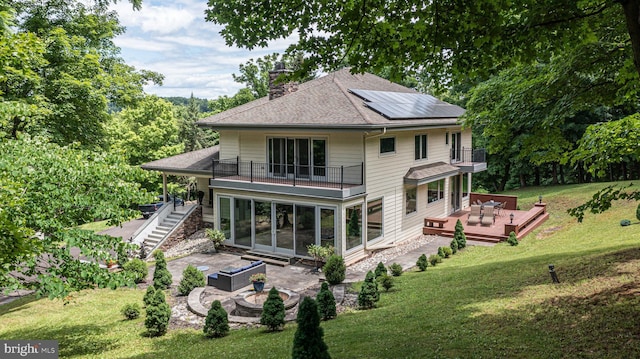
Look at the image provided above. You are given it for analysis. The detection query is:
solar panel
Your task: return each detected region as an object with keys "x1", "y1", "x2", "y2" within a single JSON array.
[{"x1": 349, "y1": 89, "x2": 465, "y2": 120}]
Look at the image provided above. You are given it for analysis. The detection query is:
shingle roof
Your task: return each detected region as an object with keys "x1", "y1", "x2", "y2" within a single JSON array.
[
  {"x1": 404, "y1": 162, "x2": 460, "y2": 185},
  {"x1": 197, "y1": 68, "x2": 463, "y2": 130},
  {"x1": 140, "y1": 146, "x2": 218, "y2": 175}
]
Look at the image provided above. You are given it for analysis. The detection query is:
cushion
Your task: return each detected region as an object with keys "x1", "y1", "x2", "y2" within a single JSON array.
[{"x1": 208, "y1": 273, "x2": 218, "y2": 280}]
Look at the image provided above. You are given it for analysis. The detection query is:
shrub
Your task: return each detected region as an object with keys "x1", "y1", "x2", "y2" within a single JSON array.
[
  {"x1": 323, "y1": 255, "x2": 346, "y2": 285},
  {"x1": 204, "y1": 300, "x2": 229, "y2": 338},
  {"x1": 292, "y1": 297, "x2": 330, "y2": 359},
  {"x1": 416, "y1": 254, "x2": 428, "y2": 271},
  {"x1": 620, "y1": 219, "x2": 631, "y2": 227},
  {"x1": 178, "y1": 265, "x2": 205, "y2": 296},
  {"x1": 454, "y1": 219, "x2": 467, "y2": 249},
  {"x1": 377, "y1": 273, "x2": 394, "y2": 292},
  {"x1": 121, "y1": 303, "x2": 140, "y2": 320},
  {"x1": 138, "y1": 241, "x2": 147, "y2": 259},
  {"x1": 205, "y1": 228, "x2": 226, "y2": 249},
  {"x1": 437, "y1": 247, "x2": 445, "y2": 258},
  {"x1": 357, "y1": 271, "x2": 380, "y2": 309},
  {"x1": 374, "y1": 261, "x2": 387, "y2": 278},
  {"x1": 145, "y1": 290, "x2": 171, "y2": 337},
  {"x1": 389, "y1": 263, "x2": 403, "y2": 277},
  {"x1": 637, "y1": 203, "x2": 640, "y2": 222},
  {"x1": 143, "y1": 285, "x2": 157, "y2": 307},
  {"x1": 507, "y1": 231, "x2": 519, "y2": 246},
  {"x1": 450, "y1": 238, "x2": 459, "y2": 254},
  {"x1": 261, "y1": 287, "x2": 286, "y2": 331},
  {"x1": 152, "y1": 250, "x2": 172, "y2": 290},
  {"x1": 123, "y1": 258, "x2": 148, "y2": 284},
  {"x1": 442, "y1": 246, "x2": 453, "y2": 258},
  {"x1": 316, "y1": 282, "x2": 336, "y2": 321},
  {"x1": 428, "y1": 254, "x2": 441, "y2": 267}
]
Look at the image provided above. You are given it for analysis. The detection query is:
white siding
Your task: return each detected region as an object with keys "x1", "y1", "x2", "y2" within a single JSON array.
[{"x1": 218, "y1": 130, "x2": 239, "y2": 159}]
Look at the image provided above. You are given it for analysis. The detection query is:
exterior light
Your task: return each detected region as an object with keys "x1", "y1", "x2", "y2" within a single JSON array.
[
  {"x1": 510, "y1": 213, "x2": 514, "y2": 224},
  {"x1": 548, "y1": 264, "x2": 560, "y2": 283},
  {"x1": 538, "y1": 195, "x2": 542, "y2": 204}
]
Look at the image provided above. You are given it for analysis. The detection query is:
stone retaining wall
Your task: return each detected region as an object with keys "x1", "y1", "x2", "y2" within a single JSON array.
[{"x1": 161, "y1": 206, "x2": 204, "y2": 251}]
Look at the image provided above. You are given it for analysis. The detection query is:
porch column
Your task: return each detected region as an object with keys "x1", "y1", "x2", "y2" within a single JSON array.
[{"x1": 162, "y1": 173, "x2": 168, "y2": 203}]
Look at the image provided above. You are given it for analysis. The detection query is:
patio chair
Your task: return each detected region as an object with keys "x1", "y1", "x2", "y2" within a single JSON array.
[
  {"x1": 467, "y1": 205, "x2": 482, "y2": 225},
  {"x1": 496, "y1": 201, "x2": 506, "y2": 216},
  {"x1": 481, "y1": 206, "x2": 495, "y2": 226},
  {"x1": 475, "y1": 199, "x2": 483, "y2": 206}
]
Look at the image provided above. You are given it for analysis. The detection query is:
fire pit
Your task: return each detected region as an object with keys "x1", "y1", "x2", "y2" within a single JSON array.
[{"x1": 232, "y1": 288, "x2": 300, "y2": 317}]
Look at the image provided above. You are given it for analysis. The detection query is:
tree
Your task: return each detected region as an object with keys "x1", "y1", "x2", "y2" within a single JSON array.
[
  {"x1": 570, "y1": 114, "x2": 640, "y2": 180},
  {"x1": 374, "y1": 261, "x2": 387, "y2": 278},
  {"x1": 291, "y1": 297, "x2": 331, "y2": 359},
  {"x1": 357, "y1": 271, "x2": 379, "y2": 309},
  {"x1": 5, "y1": 0, "x2": 160, "y2": 148},
  {"x1": 316, "y1": 282, "x2": 337, "y2": 321},
  {"x1": 568, "y1": 184, "x2": 640, "y2": 222},
  {"x1": 106, "y1": 95, "x2": 184, "y2": 165},
  {"x1": 152, "y1": 250, "x2": 172, "y2": 290},
  {"x1": 204, "y1": 300, "x2": 229, "y2": 338},
  {"x1": 260, "y1": 287, "x2": 286, "y2": 331},
  {"x1": 416, "y1": 254, "x2": 428, "y2": 271},
  {"x1": 205, "y1": 1, "x2": 640, "y2": 88},
  {"x1": 0, "y1": 137, "x2": 150, "y2": 299},
  {"x1": 176, "y1": 94, "x2": 218, "y2": 152},
  {"x1": 453, "y1": 219, "x2": 467, "y2": 249},
  {"x1": 145, "y1": 290, "x2": 171, "y2": 337},
  {"x1": 178, "y1": 264, "x2": 205, "y2": 296}
]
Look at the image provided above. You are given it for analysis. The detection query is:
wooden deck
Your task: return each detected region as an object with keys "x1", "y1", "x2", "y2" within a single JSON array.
[{"x1": 423, "y1": 203, "x2": 550, "y2": 243}]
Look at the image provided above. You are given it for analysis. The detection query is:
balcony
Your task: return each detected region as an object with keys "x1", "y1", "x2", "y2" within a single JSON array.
[
  {"x1": 210, "y1": 158, "x2": 365, "y2": 199},
  {"x1": 450, "y1": 147, "x2": 487, "y2": 173}
]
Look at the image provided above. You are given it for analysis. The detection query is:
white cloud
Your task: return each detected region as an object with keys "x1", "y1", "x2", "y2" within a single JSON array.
[{"x1": 110, "y1": 0, "x2": 298, "y2": 99}]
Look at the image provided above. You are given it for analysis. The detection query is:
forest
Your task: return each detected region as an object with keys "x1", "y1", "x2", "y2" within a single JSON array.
[{"x1": 2, "y1": 0, "x2": 640, "y2": 298}]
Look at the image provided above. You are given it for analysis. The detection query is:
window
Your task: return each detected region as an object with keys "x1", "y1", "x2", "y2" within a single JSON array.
[
  {"x1": 380, "y1": 137, "x2": 395, "y2": 154},
  {"x1": 367, "y1": 198, "x2": 383, "y2": 242},
  {"x1": 405, "y1": 186, "x2": 417, "y2": 215},
  {"x1": 219, "y1": 197, "x2": 231, "y2": 239},
  {"x1": 415, "y1": 134, "x2": 427, "y2": 160},
  {"x1": 462, "y1": 173, "x2": 469, "y2": 197},
  {"x1": 445, "y1": 132, "x2": 449, "y2": 145},
  {"x1": 320, "y1": 208, "x2": 335, "y2": 249},
  {"x1": 346, "y1": 204, "x2": 363, "y2": 250},
  {"x1": 427, "y1": 179, "x2": 445, "y2": 204}
]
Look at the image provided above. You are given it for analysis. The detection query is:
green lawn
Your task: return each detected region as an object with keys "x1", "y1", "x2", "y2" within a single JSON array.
[{"x1": 2, "y1": 182, "x2": 640, "y2": 358}]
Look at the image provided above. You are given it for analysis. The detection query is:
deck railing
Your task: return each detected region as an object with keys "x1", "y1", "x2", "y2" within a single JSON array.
[
  {"x1": 451, "y1": 147, "x2": 486, "y2": 164},
  {"x1": 212, "y1": 158, "x2": 363, "y2": 189}
]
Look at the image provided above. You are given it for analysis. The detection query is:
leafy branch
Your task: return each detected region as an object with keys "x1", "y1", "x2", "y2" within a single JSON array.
[{"x1": 567, "y1": 183, "x2": 640, "y2": 222}]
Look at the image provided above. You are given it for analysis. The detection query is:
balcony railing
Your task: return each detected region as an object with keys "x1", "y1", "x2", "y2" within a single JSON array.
[
  {"x1": 450, "y1": 147, "x2": 486, "y2": 164},
  {"x1": 212, "y1": 158, "x2": 364, "y2": 189}
]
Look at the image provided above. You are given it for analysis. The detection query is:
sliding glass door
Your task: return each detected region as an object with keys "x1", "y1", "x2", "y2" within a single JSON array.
[{"x1": 268, "y1": 137, "x2": 326, "y2": 180}]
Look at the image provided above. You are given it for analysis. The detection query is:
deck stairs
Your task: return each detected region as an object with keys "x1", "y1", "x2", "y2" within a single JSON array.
[
  {"x1": 241, "y1": 250, "x2": 294, "y2": 267},
  {"x1": 130, "y1": 202, "x2": 197, "y2": 258}
]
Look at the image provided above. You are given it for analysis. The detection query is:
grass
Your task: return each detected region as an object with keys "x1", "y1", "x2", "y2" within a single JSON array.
[
  {"x1": 77, "y1": 220, "x2": 111, "y2": 233},
  {"x1": 2, "y1": 181, "x2": 640, "y2": 358}
]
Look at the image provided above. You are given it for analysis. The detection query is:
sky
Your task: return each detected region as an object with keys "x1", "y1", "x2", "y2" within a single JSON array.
[{"x1": 110, "y1": 0, "x2": 297, "y2": 99}]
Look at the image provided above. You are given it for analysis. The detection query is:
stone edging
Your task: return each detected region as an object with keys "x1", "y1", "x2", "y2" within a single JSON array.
[{"x1": 187, "y1": 287, "x2": 208, "y2": 316}]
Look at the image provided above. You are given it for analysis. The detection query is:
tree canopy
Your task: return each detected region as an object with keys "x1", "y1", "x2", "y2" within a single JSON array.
[
  {"x1": 0, "y1": 137, "x2": 152, "y2": 299},
  {"x1": 205, "y1": 0, "x2": 640, "y2": 87}
]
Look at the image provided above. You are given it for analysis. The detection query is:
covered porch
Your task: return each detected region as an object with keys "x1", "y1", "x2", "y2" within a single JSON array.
[{"x1": 423, "y1": 193, "x2": 549, "y2": 243}]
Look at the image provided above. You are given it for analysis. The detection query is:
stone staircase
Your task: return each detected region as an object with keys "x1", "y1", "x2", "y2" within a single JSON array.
[{"x1": 140, "y1": 208, "x2": 191, "y2": 256}]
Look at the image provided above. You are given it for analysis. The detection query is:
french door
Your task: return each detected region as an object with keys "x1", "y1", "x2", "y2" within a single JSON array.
[{"x1": 268, "y1": 138, "x2": 326, "y2": 179}]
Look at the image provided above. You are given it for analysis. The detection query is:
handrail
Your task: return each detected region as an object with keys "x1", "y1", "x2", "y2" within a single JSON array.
[
  {"x1": 212, "y1": 158, "x2": 363, "y2": 189},
  {"x1": 451, "y1": 147, "x2": 486, "y2": 163},
  {"x1": 144, "y1": 204, "x2": 199, "y2": 257}
]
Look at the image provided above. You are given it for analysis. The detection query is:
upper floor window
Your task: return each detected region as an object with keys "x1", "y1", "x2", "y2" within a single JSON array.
[
  {"x1": 380, "y1": 137, "x2": 395, "y2": 154},
  {"x1": 415, "y1": 134, "x2": 427, "y2": 160}
]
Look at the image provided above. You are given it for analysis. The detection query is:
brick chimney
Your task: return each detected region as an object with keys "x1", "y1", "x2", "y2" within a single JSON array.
[{"x1": 268, "y1": 62, "x2": 298, "y2": 100}]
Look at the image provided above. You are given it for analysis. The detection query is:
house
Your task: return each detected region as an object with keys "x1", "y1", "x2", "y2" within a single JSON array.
[{"x1": 141, "y1": 67, "x2": 486, "y2": 264}]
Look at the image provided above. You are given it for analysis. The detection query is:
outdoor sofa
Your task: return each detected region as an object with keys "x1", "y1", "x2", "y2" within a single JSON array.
[{"x1": 207, "y1": 260, "x2": 266, "y2": 292}]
